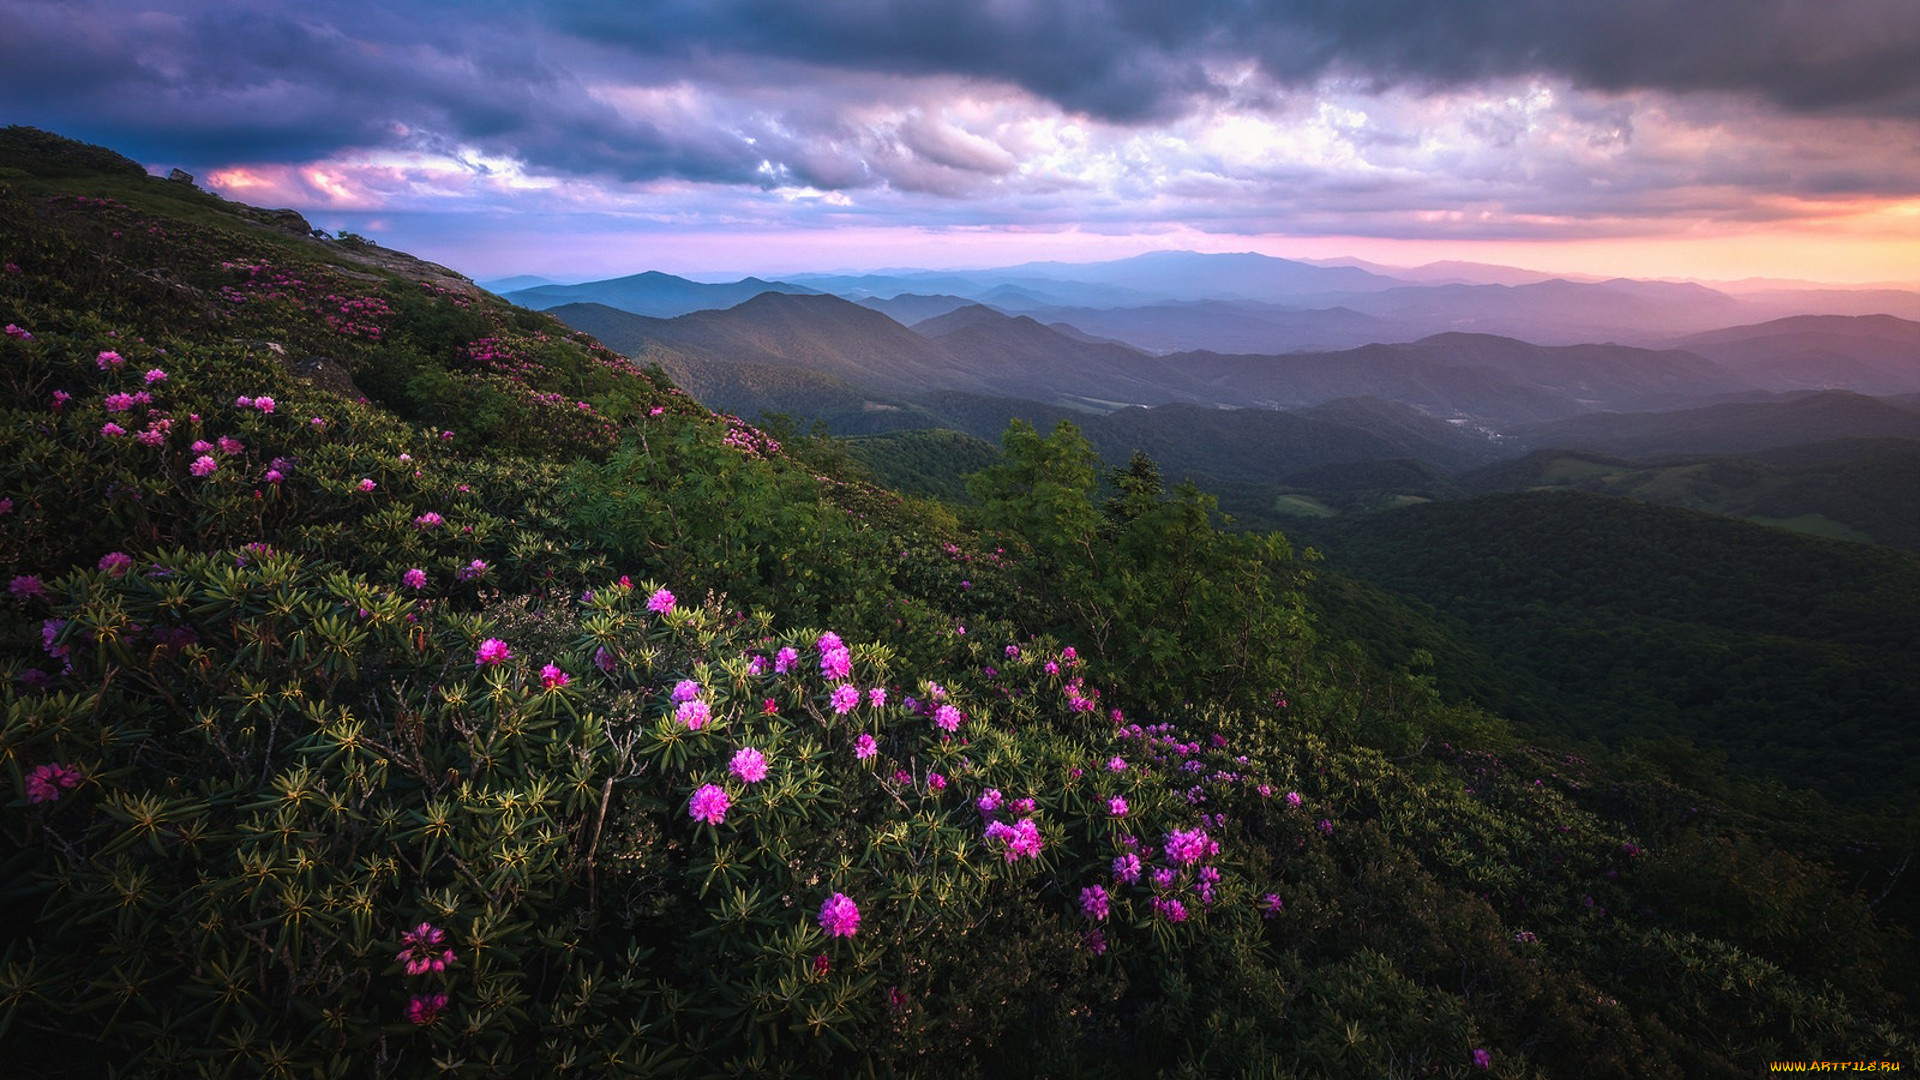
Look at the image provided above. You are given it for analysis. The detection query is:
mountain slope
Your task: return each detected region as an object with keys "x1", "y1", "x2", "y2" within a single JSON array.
[
  {"x1": 550, "y1": 293, "x2": 981, "y2": 396},
  {"x1": 1515, "y1": 390, "x2": 1920, "y2": 457},
  {"x1": 1458, "y1": 439, "x2": 1920, "y2": 550},
  {"x1": 1674, "y1": 314, "x2": 1920, "y2": 393},
  {"x1": 504, "y1": 269, "x2": 820, "y2": 316},
  {"x1": 1313, "y1": 491, "x2": 1920, "y2": 804}
]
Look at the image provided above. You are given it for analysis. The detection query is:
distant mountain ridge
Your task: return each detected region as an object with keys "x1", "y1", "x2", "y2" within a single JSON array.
[
  {"x1": 1673, "y1": 314, "x2": 1920, "y2": 394},
  {"x1": 512, "y1": 250, "x2": 1920, "y2": 357},
  {"x1": 505, "y1": 270, "x2": 821, "y2": 317},
  {"x1": 547, "y1": 294, "x2": 1777, "y2": 427}
]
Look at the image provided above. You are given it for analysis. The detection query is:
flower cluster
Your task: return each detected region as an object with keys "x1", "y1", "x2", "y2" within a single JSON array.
[
  {"x1": 396, "y1": 922, "x2": 457, "y2": 976},
  {"x1": 818, "y1": 893, "x2": 860, "y2": 938},
  {"x1": 730, "y1": 746, "x2": 769, "y2": 783},
  {"x1": 689, "y1": 783, "x2": 731, "y2": 826},
  {"x1": 984, "y1": 817, "x2": 1043, "y2": 862},
  {"x1": 25, "y1": 763, "x2": 83, "y2": 804}
]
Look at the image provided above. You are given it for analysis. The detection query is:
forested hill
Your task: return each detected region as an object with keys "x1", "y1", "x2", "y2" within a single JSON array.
[
  {"x1": 2, "y1": 127, "x2": 1914, "y2": 1078},
  {"x1": 1306, "y1": 490, "x2": 1920, "y2": 804}
]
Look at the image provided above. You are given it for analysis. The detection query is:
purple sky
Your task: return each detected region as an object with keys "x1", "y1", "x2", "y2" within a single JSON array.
[{"x1": 6, "y1": 0, "x2": 1920, "y2": 283}]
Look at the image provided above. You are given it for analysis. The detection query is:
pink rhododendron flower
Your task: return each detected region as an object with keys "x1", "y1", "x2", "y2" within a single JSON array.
[
  {"x1": 985, "y1": 818, "x2": 1042, "y2": 862},
  {"x1": 1108, "y1": 796, "x2": 1129, "y2": 817},
  {"x1": 4, "y1": 323, "x2": 31, "y2": 339},
  {"x1": 189, "y1": 454, "x2": 219, "y2": 476},
  {"x1": 98, "y1": 551, "x2": 132, "y2": 576},
  {"x1": 397, "y1": 922, "x2": 457, "y2": 975},
  {"x1": 1286, "y1": 791, "x2": 1302, "y2": 808},
  {"x1": 540, "y1": 664, "x2": 569, "y2": 691},
  {"x1": 730, "y1": 746, "x2": 768, "y2": 783},
  {"x1": 818, "y1": 892, "x2": 860, "y2": 938},
  {"x1": 646, "y1": 588, "x2": 675, "y2": 614},
  {"x1": 868, "y1": 687, "x2": 887, "y2": 708},
  {"x1": 475, "y1": 638, "x2": 511, "y2": 666},
  {"x1": 1107, "y1": 756, "x2": 1127, "y2": 772},
  {"x1": 253, "y1": 395, "x2": 275, "y2": 413},
  {"x1": 25, "y1": 763, "x2": 83, "y2": 803},
  {"x1": 9, "y1": 574, "x2": 45, "y2": 600},
  {"x1": 1080, "y1": 885, "x2": 1109, "y2": 921},
  {"x1": 1165, "y1": 827, "x2": 1215, "y2": 865},
  {"x1": 96, "y1": 350, "x2": 123, "y2": 369},
  {"x1": 358, "y1": 478, "x2": 376, "y2": 492},
  {"x1": 675, "y1": 698, "x2": 712, "y2": 730},
  {"x1": 820, "y1": 647, "x2": 852, "y2": 681},
  {"x1": 1261, "y1": 893, "x2": 1284, "y2": 918},
  {"x1": 671, "y1": 678, "x2": 702, "y2": 702},
  {"x1": 774, "y1": 647, "x2": 798, "y2": 673},
  {"x1": 1152, "y1": 896, "x2": 1189, "y2": 923},
  {"x1": 927, "y1": 772, "x2": 947, "y2": 791},
  {"x1": 42, "y1": 618, "x2": 69, "y2": 659},
  {"x1": 830, "y1": 683, "x2": 860, "y2": 714},
  {"x1": 933, "y1": 704, "x2": 962, "y2": 732},
  {"x1": 103, "y1": 392, "x2": 136, "y2": 413},
  {"x1": 235, "y1": 396, "x2": 252, "y2": 408},
  {"x1": 1317, "y1": 818, "x2": 1334, "y2": 837},
  {"x1": 403, "y1": 568, "x2": 426, "y2": 590},
  {"x1": 144, "y1": 368, "x2": 167, "y2": 384},
  {"x1": 854, "y1": 733, "x2": 877, "y2": 760},
  {"x1": 688, "y1": 783, "x2": 730, "y2": 825},
  {"x1": 100, "y1": 422, "x2": 127, "y2": 437},
  {"x1": 977, "y1": 788, "x2": 1003, "y2": 814},
  {"x1": 413, "y1": 512, "x2": 444, "y2": 529},
  {"x1": 1472, "y1": 1049, "x2": 1492, "y2": 1069},
  {"x1": 1112, "y1": 853, "x2": 1142, "y2": 884},
  {"x1": 405, "y1": 993, "x2": 449, "y2": 1026}
]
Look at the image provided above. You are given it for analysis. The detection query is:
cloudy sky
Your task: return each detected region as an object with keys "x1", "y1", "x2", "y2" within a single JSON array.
[{"x1": 5, "y1": 0, "x2": 1920, "y2": 283}]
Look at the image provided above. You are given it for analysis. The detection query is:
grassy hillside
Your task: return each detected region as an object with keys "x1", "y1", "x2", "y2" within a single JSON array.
[{"x1": 2, "y1": 128, "x2": 1915, "y2": 1079}]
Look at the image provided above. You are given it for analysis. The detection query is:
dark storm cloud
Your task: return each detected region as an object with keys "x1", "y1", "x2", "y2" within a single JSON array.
[
  {"x1": 4, "y1": 0, "x2": 1919, "y2": 219},
  {"x1": 0, "y1": 1, "x2": 773, "y2": 184},
  {"x1": 7, "y1": 0, "x2": 1918, "y2": 156},
  {"x1": 564, "y1": 0, "x2": 1920, "y2": 119}
]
